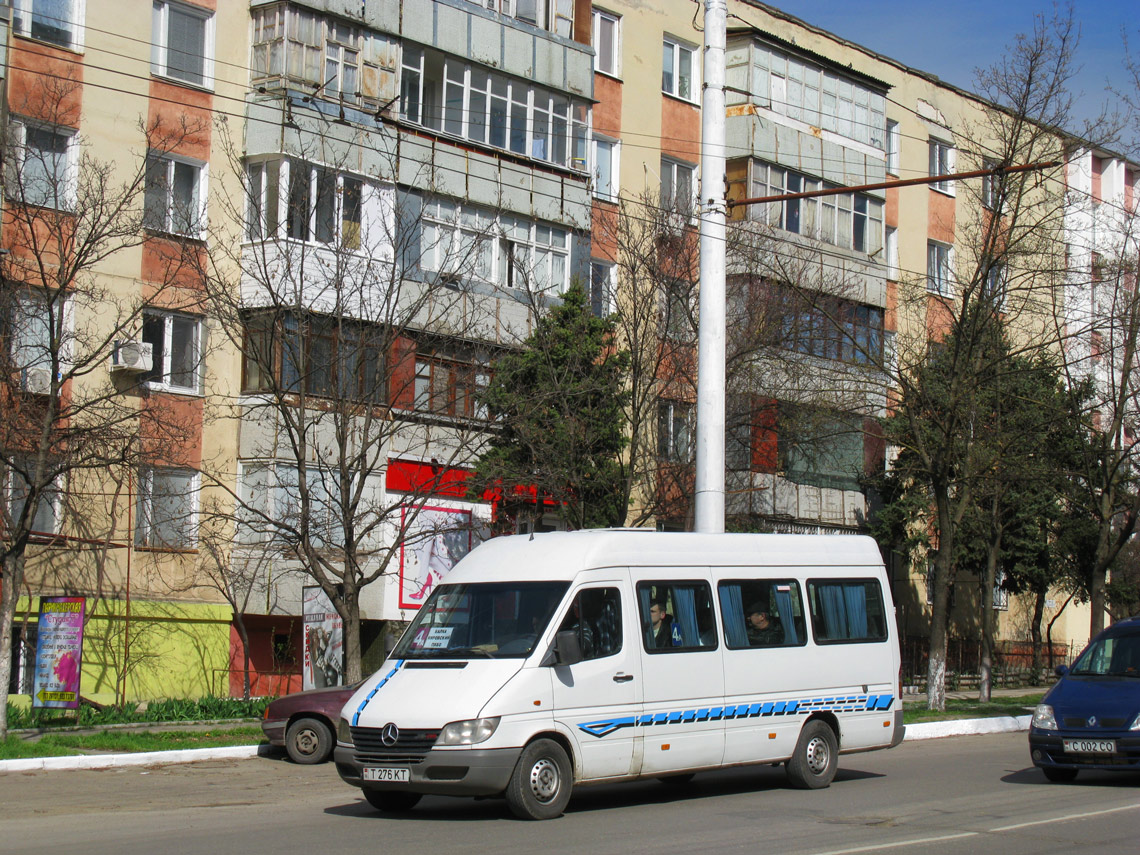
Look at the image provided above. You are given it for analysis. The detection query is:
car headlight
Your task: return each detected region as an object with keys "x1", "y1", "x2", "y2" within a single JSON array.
[
  {"x1": 338, "y1": 717, "x2": 354, "y2": 745},
  {"x1": 437, "y1": 717, "x2": 500, "y2": 746},
  {"x1": 1130, "y1": 713, "x2": 1140, "y2": 732},
  {"x1": 1032, "y1": 704, "x2": 1058, "y2": 731}
]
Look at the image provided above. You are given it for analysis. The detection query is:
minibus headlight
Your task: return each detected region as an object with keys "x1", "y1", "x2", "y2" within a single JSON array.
[
  {"x1": 438, "y1": 717, "x2": 500, "y2": 745},
  {"x1": 1032, "y1": 704, "x2": 1057, "y2": 731},
  {"x1": 338, "y1": 717, "x2": 354, "y2": 745}
]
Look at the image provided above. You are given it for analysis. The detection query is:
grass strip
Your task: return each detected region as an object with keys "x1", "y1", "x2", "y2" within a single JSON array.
[
  {"x1": 1, "y1": 727, "x2": 265, "y2": 761},
  {"x1": 902, "y1": 693, "x2": 1044, "y2": 724}
]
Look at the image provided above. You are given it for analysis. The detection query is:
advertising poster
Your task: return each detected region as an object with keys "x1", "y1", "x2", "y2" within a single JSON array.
[
  {"x1": 398, "y1": 505, "x2": 473, "y2": 610},
  {"x1": 32, "y1": 596, "x2": 85, "y2": 709},
  {"x1": 302, "y1": 586, "x2": 344, "y2": 691}
]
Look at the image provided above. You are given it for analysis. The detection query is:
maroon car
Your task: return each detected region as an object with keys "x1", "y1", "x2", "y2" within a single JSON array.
[{"x1": 261, "y1": 683, "x2": 360, "y2": 764}]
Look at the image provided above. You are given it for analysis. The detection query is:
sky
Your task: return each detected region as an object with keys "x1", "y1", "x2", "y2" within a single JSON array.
[{"x1": 783, "y1": 0, "x2": 1137, "y2": 151}]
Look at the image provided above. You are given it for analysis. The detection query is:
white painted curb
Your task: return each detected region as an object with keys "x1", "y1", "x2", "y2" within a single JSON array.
[
  {"x1": 2, "y1": 714, "x2": 1034, "y2": 773},
  {"x1": 904, "y1": 714, "x2": 1032, "y2": 740},
  {"x1": 0, "y1": 744, "x2": 268, "y2": 773}
]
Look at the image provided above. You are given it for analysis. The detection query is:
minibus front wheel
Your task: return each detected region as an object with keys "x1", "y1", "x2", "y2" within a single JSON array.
[
  {"x1": 786, "y1": 720, "x2": 838, "y2": 790},
  {"x1": 505, "y1": 738, "x2": 573, "y2": 820}
]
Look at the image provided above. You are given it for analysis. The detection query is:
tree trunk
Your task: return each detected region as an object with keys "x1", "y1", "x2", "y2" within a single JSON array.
[
  {"x1": 926, "y1": 545, "x2": 954, "y2": 711},
  {"x1": 1088, "y1": 565, "x2": 1107, "y2": 638},
  {"x1": 342, "y1": 585, "x2": 362, "y2": 684},
  {"x1": 1030, "y1": 591, "x2": 1045, "y2": 675},
  {"x1": 0, "y1": 554, "x2": 27, "y2": 741},
  {"x1": 979, "y1": 541, "x2": 999, "y2": 703},
  {"x1": 235, "y1": 617, "x2": 252, "y2": 701}
]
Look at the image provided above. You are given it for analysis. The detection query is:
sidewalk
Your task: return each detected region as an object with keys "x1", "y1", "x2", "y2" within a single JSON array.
[{"x1": 2, "y1": 687, "x2": 1047, "y2": 774}]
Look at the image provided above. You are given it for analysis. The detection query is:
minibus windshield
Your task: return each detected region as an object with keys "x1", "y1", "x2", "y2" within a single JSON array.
[
  {"x1": 1069, "y1": 630, "x2": 1140, "y2": 677},
  {"x1": 393, "y1": 581, "x2": 570, "y2": 659}
]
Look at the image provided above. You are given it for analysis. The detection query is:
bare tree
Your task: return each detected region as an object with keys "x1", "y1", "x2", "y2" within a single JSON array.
[{"x1": 0, "y1": 72, "x2": 200, "y2": 736}]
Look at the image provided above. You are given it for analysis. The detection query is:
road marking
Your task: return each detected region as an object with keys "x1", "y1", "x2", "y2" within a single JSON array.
[
  {"x1": 807, "y1": 832, "x2": 979, "y2": 855},
  {"x1": 989, "y1": 803, "x2": 1140, "y2": 832}
]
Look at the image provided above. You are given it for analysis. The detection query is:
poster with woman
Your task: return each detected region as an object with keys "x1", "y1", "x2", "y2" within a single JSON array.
[
  {"x1": 398, "y1": 505, "x2": 473, "y2": 609},
  {"x1": 302, "y1": 586, "x2": 343, "y2": 690}
]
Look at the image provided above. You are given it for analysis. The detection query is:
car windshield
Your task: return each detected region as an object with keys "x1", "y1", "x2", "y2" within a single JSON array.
[
  {"x1": 1069, "y1": 631, "x2": 1140, "y2": 677},
  {"x1": 393, "y1": 581, "x2": 570, "y2": 660}
]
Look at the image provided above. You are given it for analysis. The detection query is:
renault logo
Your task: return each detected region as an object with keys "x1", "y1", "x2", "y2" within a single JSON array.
[
  {"x1": 381, "y1": 722, "x2": 400, "y2": 746},
  {"x1": 1087, "y1": 715, "x2": 1097, "y2": 728}
]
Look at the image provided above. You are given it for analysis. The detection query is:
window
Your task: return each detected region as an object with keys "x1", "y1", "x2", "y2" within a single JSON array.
[
  {"x1": 927, "y1": 241, "x2": 953, "y2": 296},
  {"x1": 982, "y1": 159, "x2": 1002, "y2": 211},
  {"x1": 151, "y1": 0, "x2": 214, "y2": 88},
  {"x1": 242, "y1": 312, "x2": 388, "y2": 403},
  {"x1": 557, "y1": 587, "x2": 623, "y2": 660},
  {"x1": 638, "y1": 581, "x2": 717, "y2": 651},
  {"x1": 421, "y1": 199, "x2": 570, "y2": 294},
  {"x1": 771, "y1": 283, "x2": 883, "y2": 365},
  {"x1": 141, "y1": 311, "x2": 200, "y2": 393},
  {"x1": 238, "y1": 462, "x2": 355, "y2": 549},
  {"x1": 13, "y1": 0, "x2": 83, "y2": 49},
  {"x1": 885, "y1": 226, "x2": 898, "y2": 279},
  {"x1": 512, "y1": 0, "x2": 573, "y2": 37},
  {"x1": 144, "y1": 153, "x2": 205, "y2": 237},
  {"x1": 400, "y1": 47, "x2": 589, "y2": 170},
  {"x1": 661, "y1": 278, "x2": 693, "y2": 341},
  {"x1": 929, "y1": 138, "x2": 955, "y2": 194},
  {"x1": 592, "y1": 136, "x2": 618, "y2": 202},
  {"x1": 136, "y1": 466, "x2": 198, "y2": 549},
  {"x1": 589, "y1": 261, "x2": 615, "y2": 317},
  {"x1": 8, "y1": 290, "x2": 58, "y2": 394},
  {"x1": 5, "y1": 458, "x2": 61, "y2": 536},
  {"x1": 807, "y1": 579, "x2": 887, "y2": 643},
  {"x1": 592, "y1": 8, "x2": 619, "y2": 76},
  {"x1": 283, "y1": 161, "x2": 363, "y2": 248},
  {"x1": 11, "y1": 121, "x2": 76, "y2": 210},
  {"x1": 983, "y1": 262, "x2": 1006, "y2": 308},
  {"x1": 660, "y1": 157, "x2": 695, "y2": 213},
  {"x1": 718, "y1": 580, "x2": 807, "y2": 648},
  {"x1": 662, "y1": 37, "x2": 696, "y2": 101},
  {"x1": 886, "y1": 120, "x2": 899, "y2": 174},
  {"x1": 658, "y1": 400, "x2": 692, "y2": 462},
  {"x1": 993, "y1": 569, "x2": 1009, "y2": 611},
  {"x1": 412, "y1": 352, "x2": 490, "y2": 420}
]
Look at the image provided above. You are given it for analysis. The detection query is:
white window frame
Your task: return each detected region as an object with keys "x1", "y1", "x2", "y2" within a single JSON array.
[
  {"x1": 886, "y1": 120, "x2": 900, "y2": 175},
  {"x1": 141, "y1": 310, "x2": 201, "y2": 394},
  {"x1": 658, "y1": 399, "x2": 693, "y2": 462},
  {"x1": 10, "y1": 289, "x2": 70, "y2": 394},
  {"x1": 10, "y1": 119, "x2": 78, "y2": 211},
  {"x1": 591, "y1": 135, "x2": 619, "y2": 202},
  {"x1": 927, "y1": 241, "x2": 954, "y2": 296},
  {"x1": 589, "y1": 260, "x2": 615, "y2": 316},
  {"x1": 660, "y1": 156, "x2": 696, "y2": 215},
  {"x1": 662, "y1": 36, "x2": 697, "y2": 102},
  {"x1": 592, "y1": 8, "x2": 620, "y2": 77},
  {"x1": 144, "y1": 152, "x2": 207, "y2": 238},
  {"x1": 135, "y1": 466, "x2": 199, "y2": 549},
  {"x1": 282, "y1": 160, "x2": 366, "y2": 248},
  {"x1": 885, "y1": 226, "x2": 898, "y2": 280},
  {"x1": 151, "y1": 0, "x2": 215, "y2": 90},
  {"x1": 5, "y1": 458, "x2": 61, "y2": 536},
  {"x1": 929, "y1": 137, "x2": 956, "y2": 196},
  {"x1": 13, "y1": 0, "x2": 85, "y2": 51}
]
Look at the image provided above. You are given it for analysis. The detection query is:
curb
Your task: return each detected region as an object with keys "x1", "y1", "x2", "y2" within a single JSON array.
[{"x1": 1, "y1": 715, "x2": 1033, "y2": 773}]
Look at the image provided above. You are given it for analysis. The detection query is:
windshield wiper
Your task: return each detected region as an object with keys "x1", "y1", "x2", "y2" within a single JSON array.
[{"x1": 448, "y1": 646, "x2": 497, "y2": 658}]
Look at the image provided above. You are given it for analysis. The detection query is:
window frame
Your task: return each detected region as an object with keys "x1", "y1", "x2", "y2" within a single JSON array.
[
  {"x1": 885, "y1": 119, "x2": 900, "y2": 174},
  {"x1": 592, "y1": 8, "x2": 620, "y2": 77},
  {"x1": 144, "y1": 151, "x2": 208, "y2": 238},
  {"x1": 928, "y1": 137, "x2": 956, "y2": 195},
  {"x1": 660, "y1": 156, "x2": 696, "y2": 215},
  {"x1": 662, "y1": 36, "x2": 697, "y2": 102},
  {"x1": 10, "y1": 119, "x2": 78, "y2": 211},
  {"x1": 657, "y1": 399, "x2": 692, "y2": 462},
  {"x1": 557, "y1": 585, "x2": 624, "y2": 661},
  {"x1": 637, "y1": 580, "x2": 718, "y2": 653},
  {"x1": 411, "y1": 351, "x2": 490, "y2": 420},
  {"x1": 927, "y1": 241, "x2": 953, "y2": 296},
  {"x1": 589, "y1": 260, "x2": 615, "y2": 317},
  {"x1": 806, "y1": 578, "x2": 889, "y2": 645},
  {"x1": 5, "y1": 457, "x2": 62, "y2": 536},
  {"x1": 135, "y1": 466, "x2": 199, "y2": 550},
  {"x1": 141, "y1": 310, "x2": 202, "y2": 394},
  {"x1": 718, "y1": 579, "x2": 808, "y2": 650},
  {"x1": 13, "y1": 0, "x2": 85, "y2": 51},
  {"x1": 591, "y1": 135, "x2": 619, "y2": 203},
  {"x1": 151, "y1": 0, "x2": 215, "y2": 90}
]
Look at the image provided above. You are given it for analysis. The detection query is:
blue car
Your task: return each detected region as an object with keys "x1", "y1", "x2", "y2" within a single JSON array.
[{"x1": 1028, "y1": 615, "x2": 1140, "y2": 781}]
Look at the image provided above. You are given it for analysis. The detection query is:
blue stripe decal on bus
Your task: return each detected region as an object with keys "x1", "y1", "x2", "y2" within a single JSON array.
[
  {"x1": 577, "y1": 694, "x2": 895, "y2": 739},
  {"x1": 351, "y1": 660, "x2": 404, "y2": 727}
]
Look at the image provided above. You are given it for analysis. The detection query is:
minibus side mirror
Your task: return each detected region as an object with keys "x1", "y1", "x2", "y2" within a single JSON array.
[{"x1": 553, "y1": 630, "x2": 583, "y2": 666}]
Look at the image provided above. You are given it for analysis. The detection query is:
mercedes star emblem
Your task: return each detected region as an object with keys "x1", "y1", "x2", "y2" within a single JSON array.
[{"x1": 381, "y1": 722, "x2": 400, "y2": 746}]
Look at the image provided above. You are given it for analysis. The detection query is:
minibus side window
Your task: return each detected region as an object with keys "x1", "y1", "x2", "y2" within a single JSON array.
[
  {"x1": 718, "y1": 580, "x2": 807, "y2": 649},
  {"x1": 556, "y1": 587, "x2": 623, "y2": 660},
  {"x1": 806, "y1": 579, "x2": 888, "y2": 644},
  {"x1": 636, "y1": 582, "x2": 718, "y2": 653}
]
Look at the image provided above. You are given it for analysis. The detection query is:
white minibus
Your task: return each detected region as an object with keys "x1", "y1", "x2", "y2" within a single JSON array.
[{"x1": 334, "y1": 530, "x2": 903, "y2": 819}]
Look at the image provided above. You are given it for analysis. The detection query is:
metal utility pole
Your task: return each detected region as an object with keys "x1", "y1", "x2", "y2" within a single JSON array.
[{"x1": 694, "y1": 0, "x2": 727, "y2": 534}]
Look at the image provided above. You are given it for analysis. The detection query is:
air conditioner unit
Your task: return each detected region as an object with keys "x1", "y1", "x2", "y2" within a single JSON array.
[
  {"x1": 22, "y1": 366, "x2": 53, "y2": 395},
  {"x1": 110, "y1": 340, "x2": 153, "y2": 374}
]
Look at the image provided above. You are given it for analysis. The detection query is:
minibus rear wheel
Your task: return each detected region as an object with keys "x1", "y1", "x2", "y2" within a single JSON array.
[
  {"x1": 505, "y1": 738, "x2": 573, "y2": 820},
  {"x1": 786, "y1": 720, "x2": 838, "y2": 789}
]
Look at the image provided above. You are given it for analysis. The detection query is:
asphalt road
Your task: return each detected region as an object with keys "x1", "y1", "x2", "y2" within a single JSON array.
[{"x1": 2, "y1": 732, "x2": 1136, "y2": 855}]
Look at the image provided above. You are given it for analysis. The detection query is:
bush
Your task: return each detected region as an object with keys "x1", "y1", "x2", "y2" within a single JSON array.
[{"x1": 8, "y1": 696, "x2": 270, "y2": 730}]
